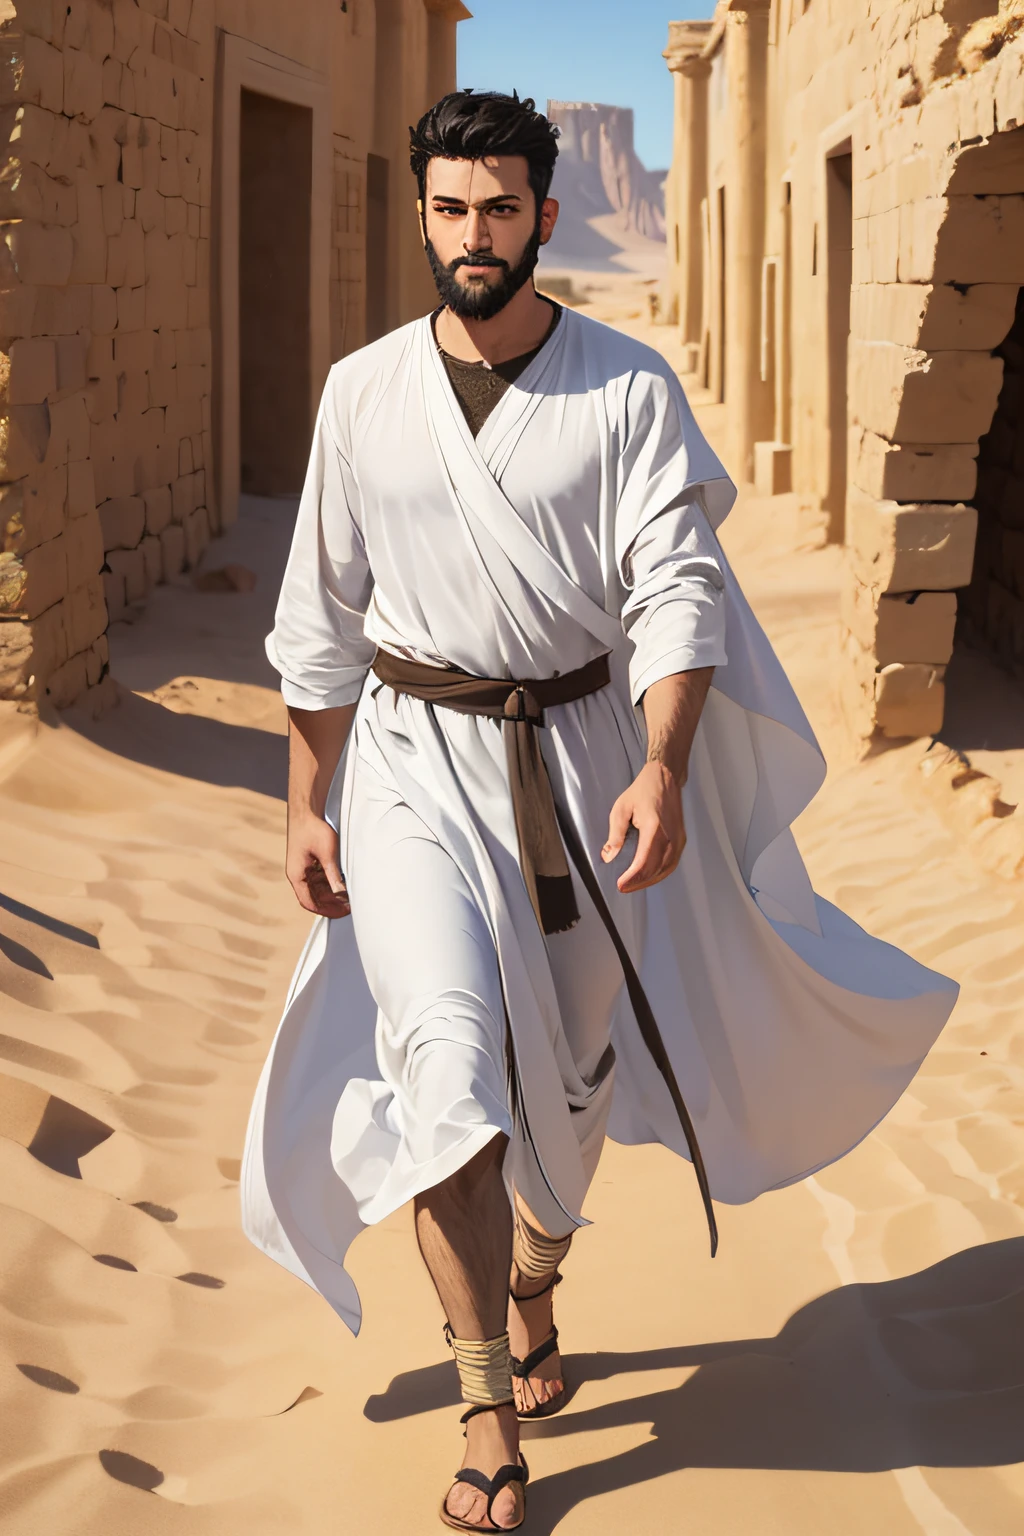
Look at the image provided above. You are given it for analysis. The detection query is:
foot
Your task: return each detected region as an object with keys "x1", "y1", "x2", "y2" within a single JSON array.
[
  {"x1": 508, "y1": 1275, "x2": 563, "y2": 1415},
  {"x1": 443, "y1": 1404, "x2": 523, "y2": 1530}
]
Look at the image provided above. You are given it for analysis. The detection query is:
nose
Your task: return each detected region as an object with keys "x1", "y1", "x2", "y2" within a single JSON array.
[{"x1": 462, "y1": 207, "x2": 492, "y2": 253}]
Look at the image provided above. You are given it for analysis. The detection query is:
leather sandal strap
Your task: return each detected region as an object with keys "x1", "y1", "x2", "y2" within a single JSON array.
[
  {"x1": 510, "y1": 1327, "x2": 559, "y2": 1379},
  {"x1": 459, "y1": 1400, "x2": 514, "y2": 1426},
  {"x1": 509, "y1": 1270, "x2": 563, "y2": 1303},
  {"x1": 452, "y1": 1460, "x2": 528, "y2": 1523}
]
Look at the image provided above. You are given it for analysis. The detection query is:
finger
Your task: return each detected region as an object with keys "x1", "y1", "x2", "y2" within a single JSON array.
[
  {"x1": 602, "y1": 795, "x2": 633, "y2": 862},
  {"x1": 305, "y1": 864, "x2": 351, "y2": 918},
  {"x1": 617, "y1": 818, "x2": 665, "y2": 892}
]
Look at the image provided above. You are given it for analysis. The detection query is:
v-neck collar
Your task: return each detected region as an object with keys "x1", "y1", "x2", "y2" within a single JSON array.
[{"x1": 426, "y1": 304, "x2": 567, "y2": 465}]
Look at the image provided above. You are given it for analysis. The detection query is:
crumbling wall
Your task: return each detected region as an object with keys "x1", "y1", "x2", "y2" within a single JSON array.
[{"x1": 0, "y1": 0, "x2": 213, "y2": 716}]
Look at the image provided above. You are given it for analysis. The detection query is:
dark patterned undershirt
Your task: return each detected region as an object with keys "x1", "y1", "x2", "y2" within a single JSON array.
[{"x1": 434, "y1": 299, "x2": 562, "y2": 438}]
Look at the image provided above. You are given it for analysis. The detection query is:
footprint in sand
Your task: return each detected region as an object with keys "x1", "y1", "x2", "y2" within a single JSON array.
[
  {"x1": 132, "y1": 1200, "x2": 178, "y2": 1222},
  {"x1": 93, "y1": 1254, "x2": 138, "y2": 1271},
  {"x1": 17, "y1": 1364, "x2": 79, "y2": 1394},
  {"x1": 98, "y1": 1449, "x2": 165, "y2": 1492},
  {"x1": 176, "y1": 1272, "x2": 226, "y2": 1289}
]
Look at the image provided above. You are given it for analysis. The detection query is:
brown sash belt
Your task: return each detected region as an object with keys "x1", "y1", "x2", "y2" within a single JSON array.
[
  {"x1": 370, "y1": 647, "x2": 719, "y2": 1257},
  {"x1": 372, "y1": 649, "x2": 611, "y2": 936}
]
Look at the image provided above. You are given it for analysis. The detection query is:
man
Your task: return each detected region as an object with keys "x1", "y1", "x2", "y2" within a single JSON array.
[{"x1": 242, "y1": 92, "x2": 956, "y2": 1531}]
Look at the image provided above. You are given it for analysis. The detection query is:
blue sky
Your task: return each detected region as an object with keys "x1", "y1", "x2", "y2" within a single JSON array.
[{"x1": 457, "y1": 2, "x2": 716, "y2": 172}]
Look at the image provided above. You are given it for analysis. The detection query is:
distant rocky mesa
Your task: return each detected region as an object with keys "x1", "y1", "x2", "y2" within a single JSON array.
[{"x1": 545, "y1": 101, "x2": 665, "y2": 250}]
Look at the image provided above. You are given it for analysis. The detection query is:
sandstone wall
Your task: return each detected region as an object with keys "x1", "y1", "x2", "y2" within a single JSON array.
[
  {"x1": 0, "y1": 0, "x2": 462, "y2": 715},
  {"x1": 664, "y1": 0, "x2": 1024, "y2": 744}
]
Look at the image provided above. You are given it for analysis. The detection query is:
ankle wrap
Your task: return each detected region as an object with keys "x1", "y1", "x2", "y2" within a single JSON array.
[
  {"x1": 445, "y1": 1327, "x2": 514, "y2": 1408},
  {"x1": 513, "y1": 1212, "x2": 573, "y2": 1285}
]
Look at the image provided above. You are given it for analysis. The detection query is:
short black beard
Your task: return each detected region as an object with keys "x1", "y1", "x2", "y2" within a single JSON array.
[{"x1": 425, "y1": 227, "x2": 542, "y2": 320}]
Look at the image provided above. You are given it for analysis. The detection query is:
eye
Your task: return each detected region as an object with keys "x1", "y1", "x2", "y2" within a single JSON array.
[{"x1": 432, "y1": 204, "x2": 466, "y2": 217}]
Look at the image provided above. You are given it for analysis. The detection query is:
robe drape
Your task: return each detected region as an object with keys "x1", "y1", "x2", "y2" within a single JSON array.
[{"x1": 241, "y1": 308, "x2": 958, "y2": 1334}]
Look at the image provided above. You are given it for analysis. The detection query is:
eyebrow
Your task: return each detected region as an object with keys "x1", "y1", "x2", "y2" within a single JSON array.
[{"x1": 430, "y1": 193, "x2": 524, "y2": 209}]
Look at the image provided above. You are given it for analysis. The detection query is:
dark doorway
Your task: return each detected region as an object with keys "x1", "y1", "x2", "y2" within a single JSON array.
[
  {"x1": 239, "y1": 89, "x2": 312, "y2": 496},
  {"x1": 365, "y1": 154, "x2": 390, "y2": 345},
  {"x1": 958, "y1": 286, "x2": 1024, "y2": 686},
  {"x1": 825, "y1": 148, "x2": 853, "y2": 541}
]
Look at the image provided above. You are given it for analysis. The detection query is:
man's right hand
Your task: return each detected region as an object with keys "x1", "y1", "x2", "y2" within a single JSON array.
[{"x1": 286, "y1": 811, "x2": 351, "y2": 919}]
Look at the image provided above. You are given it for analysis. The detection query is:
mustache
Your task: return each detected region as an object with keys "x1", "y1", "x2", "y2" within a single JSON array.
[{"x1": 449, "y1": 252, "x2": 509, "y2": 272}]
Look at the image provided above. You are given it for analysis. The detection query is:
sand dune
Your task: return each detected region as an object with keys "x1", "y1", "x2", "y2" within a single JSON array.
[{"x1": 2, "y1": 312, "x2": 1023, "y2": 1533}]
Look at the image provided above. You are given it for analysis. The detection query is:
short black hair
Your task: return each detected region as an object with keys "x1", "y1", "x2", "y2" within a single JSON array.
[{"x1": 409, "y1": 90, "x2": 560, "y2": 214}]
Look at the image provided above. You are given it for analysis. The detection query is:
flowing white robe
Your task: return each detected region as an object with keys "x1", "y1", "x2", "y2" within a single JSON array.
[{"x1": 241, "y1": 308, "x2": 958, "y2": 1334}]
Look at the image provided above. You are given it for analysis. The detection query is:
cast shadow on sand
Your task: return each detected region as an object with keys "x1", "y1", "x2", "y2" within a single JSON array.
[
  {"x1": 72, "y1": 688, "x2": 288, "y2": 800},
  {"x1": 364, "y1": 1239, "x2": 1024, "y2": 1532}
]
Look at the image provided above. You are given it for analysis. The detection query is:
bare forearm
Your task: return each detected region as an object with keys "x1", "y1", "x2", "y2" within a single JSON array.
[
  {"x1": 285, "y1": 704, "x2": 355, "y2": 917},
  {"x1": 287, "y1": 705, "x2": 355, "y2": 819},
  {"x1": 642, "y1": 667, "x2": 714, "y2": 787}
]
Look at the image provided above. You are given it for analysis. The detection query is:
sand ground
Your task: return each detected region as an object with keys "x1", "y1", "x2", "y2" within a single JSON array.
[{"x1": 2, "y1": 285, "x2": 1023, "y2": 1535}]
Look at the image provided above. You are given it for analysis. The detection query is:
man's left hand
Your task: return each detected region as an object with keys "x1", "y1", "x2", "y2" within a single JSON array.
[{"x1": 601, "y1": 762, "x2": 685, "y2": 893}]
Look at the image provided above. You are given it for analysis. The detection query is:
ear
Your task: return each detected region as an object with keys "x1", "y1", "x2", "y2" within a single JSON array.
[
  {"x1": 538, "y1": 197, "x2": 559, "y2": 247},
  {"x1": 416, "y1": 197, "x2": 427, "y2": 250}
]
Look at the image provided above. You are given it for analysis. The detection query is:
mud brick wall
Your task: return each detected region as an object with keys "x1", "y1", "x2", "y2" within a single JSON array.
[
  {"x1": 961, "y1": 285, "x2": 1024, "y2": 681},
  {"x1": 0, "y1": 0, "x2": 213, "y2": 713}
]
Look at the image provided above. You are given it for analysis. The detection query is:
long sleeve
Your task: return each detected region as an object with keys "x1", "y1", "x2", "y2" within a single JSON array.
[
  {"x1": 614, "y1": 366, "x2": 730, "y2": 705},
  {"x1": 266, "y1": 384, "x2": 376, "y2": 710},
  {"x1": 621, "y1": 495, "x2": 727, "y2": 704}
]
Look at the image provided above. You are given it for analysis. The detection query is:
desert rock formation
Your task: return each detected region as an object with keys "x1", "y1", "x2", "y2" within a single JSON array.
[{"x1": 541, "y1": 100, "x2": 665, "y2": 274}]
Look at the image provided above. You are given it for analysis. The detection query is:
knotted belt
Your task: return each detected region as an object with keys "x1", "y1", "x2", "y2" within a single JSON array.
[{"x1": 370, "y1": 647, "x2": 719, "y2": 1257}]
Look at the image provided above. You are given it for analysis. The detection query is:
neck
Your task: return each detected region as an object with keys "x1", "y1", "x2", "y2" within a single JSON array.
[{"x1": 435, "y1": 282, "x2": 554, "y2": 366}]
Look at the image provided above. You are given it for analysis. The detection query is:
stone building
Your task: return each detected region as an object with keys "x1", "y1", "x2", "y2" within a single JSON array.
[
  {"x1": 0, "y1": 0, "x2": 465, "y2": 713},
  {"x1": 663, "y1": 1, "x2": 1024, "y2": 744}
]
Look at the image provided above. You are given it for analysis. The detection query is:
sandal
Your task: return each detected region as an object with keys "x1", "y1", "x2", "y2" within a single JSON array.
[
  {"x1": 509, "y1": 1272, "x2": 567, "y2": 1420},
  {"x1": 440, "y1": 1331, "x2": 527, "y2": 1532},
  {"x1": 509, "y1": 1212, "x2": 573, "y2": 1420},
  {"x1": 440, "y1": 1406, "x2": 529, "y2": 1531}
]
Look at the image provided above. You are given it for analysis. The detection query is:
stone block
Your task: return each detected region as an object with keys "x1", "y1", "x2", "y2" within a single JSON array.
[
  {"x1": 23, "y1": 36, "x2": 65, "y2": 114},
  {"x1": 64, "y1": 510, "x2": 104, "y2": 583},
  {"x1": 21, "y1": 533, "x2": 67, "y2": 619},
  {"x1": 91, "y1": 283, "x2": 118, "y2": 332},
  {"x1": 22, "y1": 597, "x2": 69, "y2": 686},
  {"x1": 170, "y1": 471, "x2": 194, "y2": 523},
  {"x1": 66, "y1": 459, "x2": 97, "y2": 520},
  {"x1": 4, "y1": 221, "x2": 74, "y2": 286},
  {"x1": 98, "y1": 494, "x2": 145, "y2": 551},
  {"x1": 143, "y1": 484, "x2": 172, "y2": 535},
  {"x1": 847, "y1": 487, "x2": 978, "y2": 593},
  {"x1": 64, "y1": 47, "x2": 104, "y2": 123},
  {"x1": 931, "y1": 195, "x2": 1024, "y2": 285},
  {"x1": 46, "y1": 393, "x2": 89, "y2": 466},
  {"x1": 65, "y1": 573, "x2": 107, "y2": 652},
  {"x1": 753, "y1": 441, "x2": 793, "y2": 497},
  {"x1": 140, "y1": 532, "x2": 162, "y2": 588},
  {"x1": 106, "y1": 544, "x2": 146, "y2": 602},
  {"x1": 918, "y1": 283, "x2": 1019, "y2": 351},
  {"x1": 136, "y1": 186, "x2": 163, "y2": 232},
  {"x1": 45, "y1": 648, "x2": 89, "y2": 708},
  {"x1": 850, "y1": 283, "x2": 930, "y2": 346},
  {"x1": 54, "y1": 336, "x2": 88, "y2": 397},
  {"x1": 101, "y1": 180, "x2": 124, "y2": 237},
  {"x1": 852, "y1": 341, "x2": 1005, "y2": 443},
  {"x1": 875, "y1": 662, "x2": 946, "y2": 740},
  {"x1": 5, "y1": 338, "x2": 57, "y2": 404},
  {"x1": 851, "y1": 432, "x2": 979, "y2": 502},
  {"x1": 102, "y1": 565, "x2": 126, "y2": 621},
  {"x1": 70, "y1": 180, "x2": 107, "y2": 284},
  {"x1": 842, "y1": 575, "x2": 958, "y2": 666},
  {"x1": 1, "y1": 403, "x2": 51, "y2": 479},
  {"x1": 116, "y1": 285, "x2": 145, "y2": 331},
  {"x1": 946, "y1": 127, "x2": 1024, "y2": 195},
  {"x1": 897, "y1": 350, "x2": 1004, "y2": 443},
  {"x1": 159, "y1": 519, "x2": 184, "y2": 576},
  {"x1": 103, "y1": 56, "x2": 123, "y2": 108}
]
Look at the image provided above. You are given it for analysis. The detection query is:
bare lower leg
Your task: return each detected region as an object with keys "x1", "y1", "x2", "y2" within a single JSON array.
[
  {"x1": 415, "y1": 1136, "x2": 521, "y2": 1530},
  {"x1": 508, "y1": 1195, "x2": 569, "y2": 1413}
]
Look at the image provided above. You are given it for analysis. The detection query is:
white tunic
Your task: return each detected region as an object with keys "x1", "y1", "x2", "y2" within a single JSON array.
[{"x1": 241, "y1": 308, "x2": 958, "y2": 1333}]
